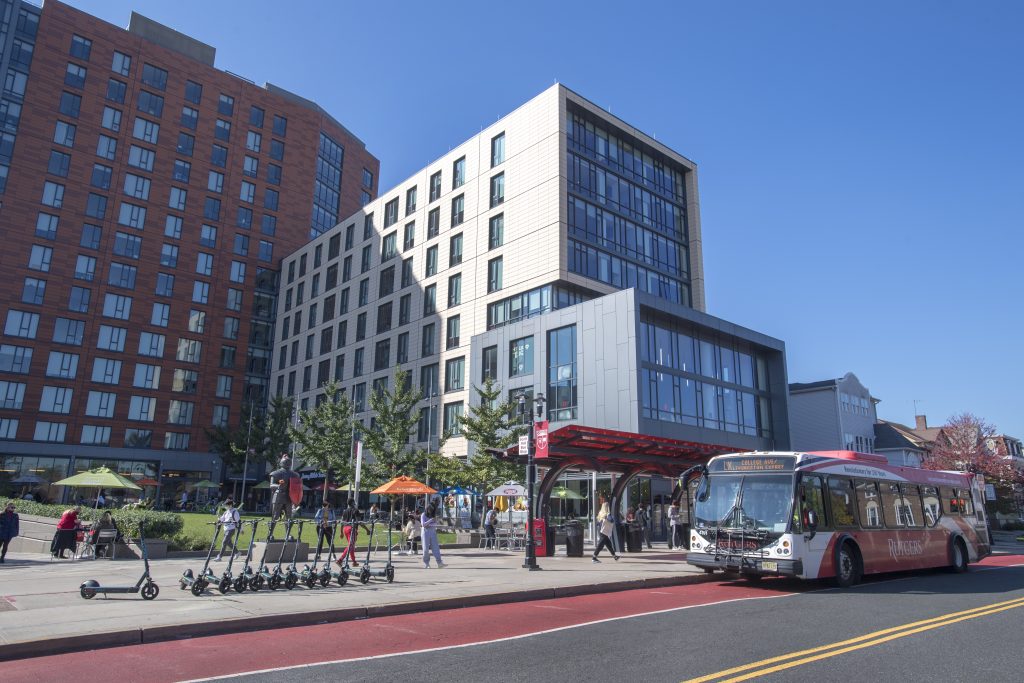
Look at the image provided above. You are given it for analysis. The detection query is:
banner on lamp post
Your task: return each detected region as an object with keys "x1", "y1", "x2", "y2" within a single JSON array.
[{"x1": 535, "y1": 421, "x2": 549, "y2": 459}]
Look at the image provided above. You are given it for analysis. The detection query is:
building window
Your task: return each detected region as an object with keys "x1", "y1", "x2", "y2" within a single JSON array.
[
  {"x1": 0, "y1": 381, "x2": 26, "y2": 409},
  {"x1": 112, "y1": 51, "x2": 131, "y2": 76},
  {"x1": 28, "y1": 244, "x2": 53, "y2": 271},
  {"x1": 491, "y1": 132, "x2": 505, "y2": 167},
  {"x1": 155, "y1": 272, "x2": 175, "y2": 297},
  {"x1": 85, "y1": 193, "x2": 108, "y2": 219},
  {"x1": 185, "y1": 80, "x2": 202, "y2": 103},
  {"x1": 490, "y1": 172, "x2": 505, "y2": 208},
  {"x1": 445, "y1": 357, "x2": 465, "y2": 392},
  {"x1": 362, "y1": 168, "x2": 373, "y2": 188},
  {"x1": 452, "y1": 157, "x2": 465, "y2": 189},
  {"x1": 22, "y1": 277, "x2": 45, "y2": 305},
  {"x1": 443, "y1": 402, "x2": 463, "y2": 435},
  {"x1": 41, "y1": 182, "x2": 64, "y2": 208},
  {"x1": 547, "y1": 325, "x2": 578, "y2": 421},
  {"x1": 71, "y1": 35, "x2": 93, "y2": 60},
  {"x1": 264, "y1": 188, "x2": 279, "y2": 210},
  {"x1": 168, "y1": 400, "x2": 194, "y2": 426},
  {"x1": 489, "y1": 213, "x2": 504, "y2": 249},
  {"x1": 102, "y1": 293, "x2": 132, "y2": 319},
  {"x1": 132, "y1": 362, "x2": 160, "y2": 388},
  {"x1": 218, "y1": 94, "x2": 234, "y2": 116},
  {"x1": 510, "y1": 336, "x2": 534, "y2": 377},
  {"x1": 91, "y1": 357, "x2": 121, "y2": 384},
  {"x1": 106, "y1": 78, "x2": 126, "y2": 103},
  {"x1": 448, "y1": 273, "x2": 461, "y2": 307},
  {"x1": 101, "y1": 106, "x2": 122, "y2": 132},
  {"x1": 54, "y1": 121, "x2": 76, "y2": 147},
  {"x1": 46, "y1": 351, "x2": 79, "y2": 379},
  {"x1": 273, "y1": 115, "x2": 287, "y2": 136},
  {"x1": 449, "y1": 233, "x2": 463, "y2": 266},
  {"x1": 132, "y1": 117, "x2": 159, "y2": 144},
  {"x1": 33, "y1": 422, "x2": 67, "y2": 443},
  {"x1": 446, "y1": 315, "x2": 460, "y2": 349},
  {"x1": 141, "y1": 63, "x2": 167, "y2": 90},
  {"x1": 482, "y1": 346, "x2": 498, "y2": 382},
  {"x1": 85, "y1": 391, "x2": 116, "y2": 418},
  {"x1": 211, "y1": 144, "x2": 228, "y2": 168},
  {"x1": 177, "y1": 133, "x2": 195, "y2": 156},
  {"x1": 172, "y1": 160, "x2": 191, "y2": 183},
  {"x1": 0, "y1": 344, "x2": 33, "y2": 373},
  {"x1": 150, "y1": 303, "x2": 169, "y2": 328},
  {"x1": 75, "y1": 255, "x2": 96, "y2": 281},
  {"x1": 451, "y1": 194, "x2": 464, "y2": 227},
  {"x1": 399, "y1": 225, "x2": 415, "y2": 254},
  {"x1": 124, "y1": 429, "x2": 152, "y2": 448},
  {"x1": 180, "y1": 105, "x2": 199, "y2": 129},
  {"x1": 164, "y1": 432, "x2": 190, "y2": 450},
  {"x1": 421, "y1": 323, "x2": 436, "y2": 357},
  {"x1": 128, "y1": 396, "x2": 155, "y2": 422},
  {"x1": 249, "y1": 105, "x2": 264, "y2": 127},
  {"x1": 39, "y1": 386, "x2": 73, "y2": 414},
  {"x1": 123, "y1": 173, "x2": 151, "y2": 200},
  {"x1": 423, "y1": 284, "x2": 437, "y2": 315},
  {"x1": 173, "y1": 369, "x2": 198, "y2": 393},
  {"x1": 246, "y1": 130, "x2": 262, "y2": 153},
  {"x1": 137, "y1": 90, "x2": 164, "y2": 117},
  {"x1": 488, "y1": 257, "x2": 503, "y2": 293},
  {"x1": 96, "y1": 324, "x2": 126, "y2": 352},
  {"x1": 424, "y1": 248, "x2": 438, "y2": 278},
  {"x1": 215, "y1": 118, "x2": 231, "y2": 141},
  {"x1": 48, "y1": 150, "x2": 71, "y2": 177},
  {"x1": 68, "y1": 286, "x2": 90, "y2": 313},
  {"x1": 127, "y1": 145, "x2": 154, "y2": 171},
  {"x1": 81, "y1": 223, "x2": 102, "y2": 249}
]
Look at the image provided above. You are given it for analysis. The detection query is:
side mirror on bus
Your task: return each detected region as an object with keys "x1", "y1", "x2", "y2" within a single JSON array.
[{"x1": 806, "y1": 509, "x2": 818, "y2": 530}]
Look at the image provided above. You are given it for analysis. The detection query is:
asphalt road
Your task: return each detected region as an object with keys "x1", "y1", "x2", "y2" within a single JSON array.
[{"x1": 8, "y1": 554, "x2": 1022, "y2": 682}]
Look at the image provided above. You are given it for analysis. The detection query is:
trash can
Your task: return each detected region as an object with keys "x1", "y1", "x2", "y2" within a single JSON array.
[
  {"x1": 626, "y1": 522, "x2": 644, "y2": 552},
  {"x1": 564, "y1": 520, "x2": 584, "y2": 557}
]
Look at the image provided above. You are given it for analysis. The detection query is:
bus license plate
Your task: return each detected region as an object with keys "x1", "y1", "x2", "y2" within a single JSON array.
[{"x1": 762, "y1": 561, "x2": 777, "y2": 571}]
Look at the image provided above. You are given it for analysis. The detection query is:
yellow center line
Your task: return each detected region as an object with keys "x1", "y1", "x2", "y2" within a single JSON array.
[{"x1": 683, "y1": 596, "x2": 1024, "y2": 683}]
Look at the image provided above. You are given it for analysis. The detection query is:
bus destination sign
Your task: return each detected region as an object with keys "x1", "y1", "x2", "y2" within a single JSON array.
[{"x1": 713, "y1": 456, "x2": 795, "y2": 473}]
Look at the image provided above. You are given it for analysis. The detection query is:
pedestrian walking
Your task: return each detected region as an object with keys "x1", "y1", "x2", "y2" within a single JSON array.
[
  {"x1": 667, "y1": 502, "x2": 680, "y2": 550},
  {"x1": 592, "y1": 493, "x2": 620, "y2": 562},
  {"x1": 214, "y1": 499, "x2": 240, "y2": 561},
  {"x1": 179, "y1": 490, "x2": 189, "y2": 511},
  {"x1": 637, "y1": 500, "x2": 652, "y2": 549},
  {"x1": 336, "y1": 499, "x2": 368, "y2": 567},
  {"x1": 0, "y1": 502, "x2": 19, "y2": 563},
  {"x1": 421, "y1": 501, "x2": 446, "y2": 568},
  {"x1": 314, "y1": 501, "x2": 336, "y2": 555}
]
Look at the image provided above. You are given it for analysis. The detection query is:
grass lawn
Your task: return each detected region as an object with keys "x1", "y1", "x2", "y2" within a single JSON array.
[{"x1": 177, "y1": 512, "x2": 456, "y2": 550}]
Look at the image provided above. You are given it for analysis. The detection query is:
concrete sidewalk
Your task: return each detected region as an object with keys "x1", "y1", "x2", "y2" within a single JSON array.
[{"x1": 0, "y1": 544, "x2": 706, "y2": 660}]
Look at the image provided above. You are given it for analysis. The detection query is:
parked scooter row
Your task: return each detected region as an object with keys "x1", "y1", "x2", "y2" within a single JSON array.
[{"x1": 180, "y1": 517, "x2": 395, "y2": 596}]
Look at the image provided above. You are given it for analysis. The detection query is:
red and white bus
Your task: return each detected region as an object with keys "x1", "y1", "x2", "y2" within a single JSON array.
[{"x1": 685, "y1": 451, "x2": 992, "y2": 587}]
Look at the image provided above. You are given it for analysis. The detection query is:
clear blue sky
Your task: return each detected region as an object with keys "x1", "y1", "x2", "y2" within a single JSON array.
[{"x1": 69, "y1": 0, "x2": 1024, "y2": 438}]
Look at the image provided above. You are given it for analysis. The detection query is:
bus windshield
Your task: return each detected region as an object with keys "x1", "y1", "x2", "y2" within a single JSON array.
[{"x1": 694, "y1": 473, "x2": 795, "y2": 533}]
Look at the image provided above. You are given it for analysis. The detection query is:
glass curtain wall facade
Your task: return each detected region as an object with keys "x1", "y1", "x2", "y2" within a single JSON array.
[
  {"x1": 0, "y1": 1, "x2": 39, "y2": 194},
  {"x1": 311, "y1": 132, "x2": 344, "y2": 236},
  {"x1": 639, "y1": 320, "x2": 773, "y2": 438},
  {"x1": 566, "y1": 104, "x2": 690, "y2": 306}
]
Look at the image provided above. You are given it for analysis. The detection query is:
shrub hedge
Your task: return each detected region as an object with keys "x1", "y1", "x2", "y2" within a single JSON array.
[{"x1": 1, "y1": 498, "x2": 183, "y2": 539}]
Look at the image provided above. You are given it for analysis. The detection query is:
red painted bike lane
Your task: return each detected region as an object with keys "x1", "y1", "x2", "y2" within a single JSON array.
[
  {"x1": 8, "y1": 554, "x2": 1019, "y2": 683},
  {"x1": 5, "y1": 580, "x2": 792, "y2": 683}
]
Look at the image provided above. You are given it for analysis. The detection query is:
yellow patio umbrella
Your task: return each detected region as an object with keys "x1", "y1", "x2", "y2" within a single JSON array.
[{"x1": 53, "y1": 466, "x2": 141, "y2": 509}]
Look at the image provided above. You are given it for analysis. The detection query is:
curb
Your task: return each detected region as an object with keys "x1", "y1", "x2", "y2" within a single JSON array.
[{"x1": 0, "y1": 571, "x2": 716, "y2": 662}]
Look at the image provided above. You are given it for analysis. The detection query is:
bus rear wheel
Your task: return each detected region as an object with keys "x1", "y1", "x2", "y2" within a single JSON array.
[
  {"x1": 835, "y1": 542, "x2": 862, "y2": 588},
  {"x1": 950, "y1": 538, "x2": 968, "y2": 573}
]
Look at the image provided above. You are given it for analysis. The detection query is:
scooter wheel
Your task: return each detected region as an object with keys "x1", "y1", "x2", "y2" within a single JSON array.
[
  {"x1": 304, "y1": 574, "x2": 316, "y2": 589},
  {"x1": 359, "y1": 567, "x2": 370, "y2": 584},
  {"x1": 249, "y1": 576, "x2": 264, "y2": 592},
  {"x1": 179, "y1": 580, "x2": 187, "y2": 591},
  {"x1": 190, "y1": 580, "x2": 205, "y2": 596},
  {"x1": 268, "y1": 574, "x2": 281, "y2": 590},
  {"x1": 80, "y1": 580, "x2": 99, "y2": 599},
  {"x1": 233, "y1": 577, "x2": 247, "y2": 593},
  {"x1": 218, "y1": 577, "x2": 231, "y2": 594},
  {"x1": 284, "y1": 574, "x2": 298, "y2": 590},
  {"x1": 337, "y1": 571, "x2": 348, "y2": 587},
  {"x1": 319, "y1": 572, "x2": 331, "y2": 588},
  {"x1": 385, "y1": 565, "x2": 395, "y2": 583},
  {"x1": 141, "y1": 583, "x2": 159, "y2": 601}
]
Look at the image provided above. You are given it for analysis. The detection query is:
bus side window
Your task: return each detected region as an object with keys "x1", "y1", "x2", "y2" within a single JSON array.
[
  {"x1": 800, "y1": 475, "x2": 829, "y2": 531},
  {"x1": 939, "y1": 486, "x2": 961, "y2": 516},
  {"x1": 954, "y1": 488, "x2": 973, "y2": 516},
  {"x1": 827, "y1": 477, "x2": 857, "y2": 528},
  {"x1": 921, "y1": 486, "x2": 941, "y2": 527},
  {"x1": 899, "y1": 484, "x2": 925, "y2": 528},
  {"x1": 880, "y1": 482, "x2": 905, "y2": 528},
  {"x1": 855, "y1": 480, "x2": 883, "y2": 528}
]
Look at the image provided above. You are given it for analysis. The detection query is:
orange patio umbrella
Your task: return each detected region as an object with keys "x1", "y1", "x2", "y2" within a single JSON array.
[{"x1": 371, "y1": 476, "x2": 436, "y2": 496}]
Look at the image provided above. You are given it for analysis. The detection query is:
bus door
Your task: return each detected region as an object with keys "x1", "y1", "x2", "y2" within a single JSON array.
[
  {"x1": 969, "y1": 479, "x2": 991, "y2": 555},
  {"x1": 796, "y1": 474, "x2": 832, "y2": 578}
]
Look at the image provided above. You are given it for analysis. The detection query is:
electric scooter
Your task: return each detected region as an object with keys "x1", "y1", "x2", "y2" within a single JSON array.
[
  {"x1": 80, "y1": 522, "x2": 159, "y2": 600},
  {"x1": 331, "y1": 520, "x2": 359, "y2": 587},
  {"x1": 180, "y1": 521, "x2": 221, "y2": 596},
  {"x1": 320, "y1": 522, "x2": 345, "y2": 587},
  {"x1": 358, "y1": 516, "x2": 396, "y2": 584},
  {"x1": 259, "y1": 519, "x2": 294, "y2": 591},
  {"x1": 282, "y1": 520, "x2": 305, "y2": 589},
  {"x1": 301, "y1": 520, "x2": 326, "y2": 588},
  {"x1": 232, "y1": 519, "x2": 260, "y2": 593},
  {"x1": 217, "y1": 518, "x2": 249, "y2": 594},
  {"x1": 247, "y1": 519, "x2": 276, "y2": 591}
]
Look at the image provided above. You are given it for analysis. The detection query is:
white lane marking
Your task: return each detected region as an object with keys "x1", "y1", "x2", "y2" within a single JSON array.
[{"x1": 182, "y1": 593, "x2": 795, "y2": 682}]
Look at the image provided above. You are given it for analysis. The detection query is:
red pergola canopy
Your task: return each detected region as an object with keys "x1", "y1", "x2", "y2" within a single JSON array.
[{"x1": 495, "y1": 424, "x2": 735, "y2": 477}]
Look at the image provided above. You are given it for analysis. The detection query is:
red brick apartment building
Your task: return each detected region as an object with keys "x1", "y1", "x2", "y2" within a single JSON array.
[{"x1": 0, "y1": 0, "x2": 378, "y2": 501}]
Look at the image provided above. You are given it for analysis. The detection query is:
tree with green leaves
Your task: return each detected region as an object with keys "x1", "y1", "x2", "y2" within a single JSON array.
[
  {"x1": 426, "y1": 450, "x2": 473, "y2": 489},
  {"x1": 289, "y1": 382, "x2": 354, "y2": 496},
  {"x1": 460, "y1": 377, "x2": 527, "y2": 490},
  {"x1": 362, "y1": 367, "x2": 422, "y2": 486},
  {"x1": 206, "y1": 395, "x2": 295, "y2": 482}
]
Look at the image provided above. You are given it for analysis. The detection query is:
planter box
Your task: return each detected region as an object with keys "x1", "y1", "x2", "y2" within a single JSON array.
[{"x1": 122, "y1": 539, "x2": 168, "y2": 560}]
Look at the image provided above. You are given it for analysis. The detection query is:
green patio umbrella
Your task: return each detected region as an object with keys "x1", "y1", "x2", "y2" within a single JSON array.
[
  {"x1": 53, "y1": 466, "x2": 141, "y2": 509},
  {"x1": 552, "y1": 486, "x2": 584, "y2": 500},
  {"x1": 190, "y1": 480, "x2": 220, "y2": 489}
]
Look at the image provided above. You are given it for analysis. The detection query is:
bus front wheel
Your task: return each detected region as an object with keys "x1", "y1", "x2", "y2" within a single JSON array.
[
  {"x1": 835, "y1": 542, "x2": 862, "y2": 588},
  {"x1": 950, "y1": 538, "x2": 968, "y2": 573}
]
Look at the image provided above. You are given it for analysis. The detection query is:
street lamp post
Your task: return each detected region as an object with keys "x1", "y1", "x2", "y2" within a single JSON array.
[
  {"x1": 519, "y1": 392, "x2": 545, "y2": 571},
  {"x1": 239, "y1": 407, "x2": 254, "y2": 512}
]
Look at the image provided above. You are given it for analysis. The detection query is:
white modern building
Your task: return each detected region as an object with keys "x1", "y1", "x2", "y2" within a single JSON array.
[{"x1": 271, "y1": 85, "x2": 790, "y2": 468}]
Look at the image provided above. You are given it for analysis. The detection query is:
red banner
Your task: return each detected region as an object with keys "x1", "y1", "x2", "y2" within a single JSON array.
[{"x1": 535, "y1": 421, "x2": 549, "y2": 458}]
